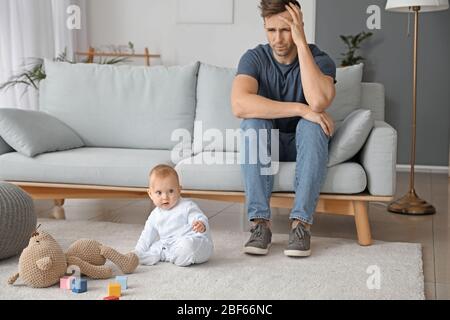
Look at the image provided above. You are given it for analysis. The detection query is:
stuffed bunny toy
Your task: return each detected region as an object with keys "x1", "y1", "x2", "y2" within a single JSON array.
[{"x1": 8, "y1": 229, "x2": 139, "y2": 288}]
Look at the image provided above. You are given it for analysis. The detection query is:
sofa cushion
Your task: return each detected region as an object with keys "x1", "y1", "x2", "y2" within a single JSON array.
[
  {"x1": 193, "y1": 63, "x2": 364, "y2": 154},
  {"x1": 361, "y1": 83, "x2": 385, "y2": 121},
  {"x1": 193, "y1": 63, "x2": 241, "y2": 154},
  {"x1": 360, "y1": 121, "x2": 397, "y2": 196},
  {"x1": 277, "y1": 161, "x2": 367, "y2": 194},
  {"x1": 0, "y1": 108, "x2": 84, "y2": 157},
  {"x1": 175, "y1": 152, "x2": 367, "y2": 194},
  {"x1": 0, "y1": 136, "x2": 13, "y2": 155},
  {"x1": 40, "y1": 60, "x2": 200, "y2": 151},
  {"x1": 327, "y1": 63, "x2": 363, "y2": 122},
  {"x1": 328, "y1": 109, "x2": 374, "y2": 167},
  {"x1": 0, "y1": 147, "x2": 173, "y2": 187}
]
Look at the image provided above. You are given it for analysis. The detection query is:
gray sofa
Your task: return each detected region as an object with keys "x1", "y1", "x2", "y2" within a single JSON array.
[{"x1": 0, "y1": 60, "x2": 397, "y2": 245}]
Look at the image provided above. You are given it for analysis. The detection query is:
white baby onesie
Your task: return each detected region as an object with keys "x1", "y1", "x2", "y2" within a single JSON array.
[{"x1": 134, "y1": 197, "x2": 213, "y2": 267}]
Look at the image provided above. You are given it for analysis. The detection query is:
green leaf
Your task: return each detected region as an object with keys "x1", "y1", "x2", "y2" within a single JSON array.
[
  {"x1": 351, "y1": 34, "x2": 360, "y2": 48},
  {"x1": 359, "y1": 32, "x2": 373, "y2": 44},
  {"x1": 23, "y1": 73, "x2": 38, "y2": 89},
  {"x1": 340, "y1": 35, "x2": 350, "y2": 47},
  {"x1": 102, "y1": 56, "x2": 130, "y2": 65},
  {"x1": 0, "y1": 80, "x2": 29, "y2": 91}
]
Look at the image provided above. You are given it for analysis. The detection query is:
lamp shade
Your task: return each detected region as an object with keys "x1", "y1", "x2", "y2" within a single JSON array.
[{"x1": 386, "y1": 0, "x2": 449, "y2": 12}]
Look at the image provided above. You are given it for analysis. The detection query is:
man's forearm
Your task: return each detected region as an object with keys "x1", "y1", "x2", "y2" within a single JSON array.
[
  {"x1": 234, "y1": 93, "x2": 310, "y2": 119},
  {"x1": 297, "y1": 43, "x2": 335, "y2": 112}
]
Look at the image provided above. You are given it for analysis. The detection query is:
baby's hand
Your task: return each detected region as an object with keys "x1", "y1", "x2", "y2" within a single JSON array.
[{"x1": 192, "y1": 220, "x2": 206, "y2": 233}]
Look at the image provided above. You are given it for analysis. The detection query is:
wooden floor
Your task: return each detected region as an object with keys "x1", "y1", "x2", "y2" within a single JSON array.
[{"x1": 34, "y1": 171, "x2": 449, "y2": 300}]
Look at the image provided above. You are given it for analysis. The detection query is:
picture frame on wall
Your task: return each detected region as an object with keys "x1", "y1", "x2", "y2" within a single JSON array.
[{"x1": 176, "y1": 0, "x2": 234, "y2": 24}]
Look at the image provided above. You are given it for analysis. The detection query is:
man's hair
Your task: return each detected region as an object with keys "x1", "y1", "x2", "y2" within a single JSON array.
[
  {"x1": 149, "y1": 164, "x2": 179, "y2": 186},
  {"x1": 259, "y1": 0, "x2": 300, "y2": 18}
]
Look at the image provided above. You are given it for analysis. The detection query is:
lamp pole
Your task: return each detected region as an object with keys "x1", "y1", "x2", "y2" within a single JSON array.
[{"x1": 388, "y1": 6, "x2": 436, "y2": 215}]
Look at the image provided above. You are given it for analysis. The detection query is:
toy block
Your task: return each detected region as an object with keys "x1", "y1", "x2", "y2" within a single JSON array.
[
  {"x1": 71, "y1": 278, "x2": 87, "y2": 294},
  {"x1": 107, "y1": 282, "x2": 121, "y2": 297},
  {"x1": 115, "y1": 276, "x2": 128, "y2": 290},
  {"x1": 60, "y1": 276, "x2": 75, "y2": 289},
  {"x1": 103, "y1": 296, "x2": 120, "y2": 300}
]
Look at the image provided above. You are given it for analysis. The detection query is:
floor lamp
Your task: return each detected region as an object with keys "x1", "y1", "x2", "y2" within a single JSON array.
[{"x1": 385, "y1": 0, "x2": 449, "y2": 215}]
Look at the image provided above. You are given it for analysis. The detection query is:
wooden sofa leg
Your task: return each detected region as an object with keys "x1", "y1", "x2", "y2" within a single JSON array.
[
  {"x1": 52, "y1": 199, "x2": 66, "y2": 220},
  {"x1": 353, "y1": 200, "x2": 372, "y2": 246}
]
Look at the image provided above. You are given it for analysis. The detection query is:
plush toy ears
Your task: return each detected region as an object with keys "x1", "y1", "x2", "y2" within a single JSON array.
[
  {"x1": 36, "y1": 257, "x2": 53, "y2": 271},
  {"x1": 31, "y1": 224, "x2": 42, "y2": 237}
]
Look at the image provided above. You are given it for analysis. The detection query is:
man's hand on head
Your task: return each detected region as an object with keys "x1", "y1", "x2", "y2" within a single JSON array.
[{"x1": 278, "y1": 2, "x2": 307, "y2": 47}]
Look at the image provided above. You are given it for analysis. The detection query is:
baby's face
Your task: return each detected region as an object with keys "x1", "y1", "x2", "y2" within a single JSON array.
[{"x1": 148, "y1": 175, "x2": 181, "y2": 210}]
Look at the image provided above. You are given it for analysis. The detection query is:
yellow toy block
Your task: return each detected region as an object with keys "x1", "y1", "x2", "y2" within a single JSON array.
[{"x1": 108, "y1": 282, "x2": 121, "y2": 297}]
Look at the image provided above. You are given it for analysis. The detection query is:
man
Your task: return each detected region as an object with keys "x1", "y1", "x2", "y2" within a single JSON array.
[{"x1": 231, "y1": 0, "x2": 336, "y2": 257}]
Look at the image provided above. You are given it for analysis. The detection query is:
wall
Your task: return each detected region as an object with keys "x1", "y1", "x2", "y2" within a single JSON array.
[
  {"x1": 316, "y1": 0, "x2": 450, "y2": 167},
  {"x1": 86, "y1": 0, "x2": 316, "y2": 68}
]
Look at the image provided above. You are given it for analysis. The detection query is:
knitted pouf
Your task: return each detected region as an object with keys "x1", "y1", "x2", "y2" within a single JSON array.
[{"x1": 0, "y1": 182, "x2": 36, "y2": 260}]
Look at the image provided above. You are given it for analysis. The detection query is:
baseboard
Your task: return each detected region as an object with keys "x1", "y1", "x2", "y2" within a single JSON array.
[{"x1": 396, "y1": 164, "x2": 449, "y2": 175}]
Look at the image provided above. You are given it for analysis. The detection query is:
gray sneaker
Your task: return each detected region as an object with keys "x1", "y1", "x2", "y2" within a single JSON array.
[
  {"x1": 284, "y1": 223, "x2": 311, "y2": 257},
  {"x1": 243, "y1": 223, "x2": 272, "y2": 255}
]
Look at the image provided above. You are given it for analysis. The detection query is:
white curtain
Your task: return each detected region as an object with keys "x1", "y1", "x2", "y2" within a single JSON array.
[{"x1": 0, "y1": 0, "x2": 88, "y2": 110}]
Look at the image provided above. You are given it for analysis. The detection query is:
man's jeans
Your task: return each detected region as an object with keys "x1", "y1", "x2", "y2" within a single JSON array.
[{"x1": 240, "y1": 118, "x2": 329, "y2": 225}]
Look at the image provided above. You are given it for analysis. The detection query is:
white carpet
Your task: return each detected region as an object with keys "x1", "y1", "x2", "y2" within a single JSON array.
[{"x1": 0, "y1": 219, "x2": 425, "y2": 300}]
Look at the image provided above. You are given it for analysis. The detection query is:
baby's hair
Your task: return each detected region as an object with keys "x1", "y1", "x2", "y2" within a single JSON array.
[{"x1": 149, "y1": 164, "x2": 180, "y2": 187}]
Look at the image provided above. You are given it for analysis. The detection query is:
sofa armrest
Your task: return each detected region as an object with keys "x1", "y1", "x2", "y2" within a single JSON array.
[
  {"x1": 360, "y1": 121, "x2": 397, "y2": 196},
  {"x1": 0, "y1": 136, "x2": 13, "y2": 156}
]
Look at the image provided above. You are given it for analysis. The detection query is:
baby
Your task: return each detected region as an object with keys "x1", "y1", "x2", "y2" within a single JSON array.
[{"x1": 134, "y1": 164, "x2": 213, "y2": 267}]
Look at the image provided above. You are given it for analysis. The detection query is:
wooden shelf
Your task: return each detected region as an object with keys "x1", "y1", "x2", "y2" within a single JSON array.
[{"x1": 75, "y1": 47, "x2": 160, "y2": 66}]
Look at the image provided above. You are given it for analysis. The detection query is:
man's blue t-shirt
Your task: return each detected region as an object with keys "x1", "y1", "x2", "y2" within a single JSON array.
[{"x1": 236, "y1": 44, "x2": 336, "y2": 133}]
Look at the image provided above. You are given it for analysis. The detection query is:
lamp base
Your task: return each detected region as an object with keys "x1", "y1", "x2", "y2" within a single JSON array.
[{"x1": 388, "y1": 189, "x2": 436, "y2": 215}]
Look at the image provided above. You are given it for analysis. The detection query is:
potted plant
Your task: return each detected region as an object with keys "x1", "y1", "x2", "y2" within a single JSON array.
[{"x1": 340, "y1": 31, "x2": 373, "y2": 67}]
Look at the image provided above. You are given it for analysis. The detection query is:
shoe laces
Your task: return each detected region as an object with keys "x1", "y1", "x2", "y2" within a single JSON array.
[
  {"x1": 250, "y1": 223, "x2": 265, "y2": 241},
  {"x1": 290, "y1": 224, "x2": 308, "y2": 243}
]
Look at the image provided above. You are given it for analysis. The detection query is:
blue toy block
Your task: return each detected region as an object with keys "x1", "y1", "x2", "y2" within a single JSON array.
[
  {"x1": 115, "y1": 276, "x2": 128, "y2": 290},
  {"x1": 71, "y1": 278, "x2": 87, "y2": 294}
]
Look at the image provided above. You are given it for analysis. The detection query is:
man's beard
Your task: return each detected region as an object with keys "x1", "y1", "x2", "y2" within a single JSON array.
[{"x1": 273, "y1": 44, "x2": 295, "y2": 57}]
